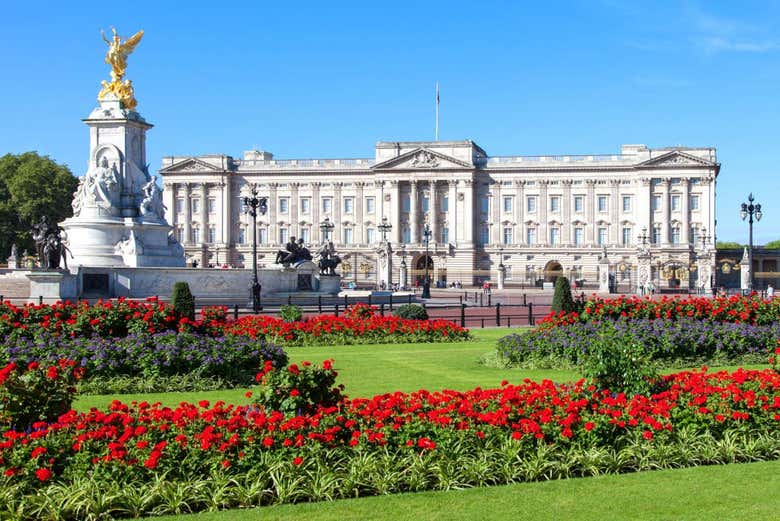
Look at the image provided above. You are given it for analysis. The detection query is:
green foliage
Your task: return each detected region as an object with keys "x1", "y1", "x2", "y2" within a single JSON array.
[
  {"x1": 171, "y1": 282, "x2": 195, "y2": 321},
  {"x1": 393, "y1": 303, "x2": 429, "y2": 321},
  {"x1": 580, "y1": 329, "x2": 659, "y2": 396},
  {"x1": 0, "y1": 152, "x2": 79, "y2": 260},
  {"x1": 280, "y1": 304, "x2": 303, "y2": 323},
  {"x1": 0, "y1": 360, "x2": 82, "y2": 430},
  {"x1": 716, "y1": 241, "x2": 744, "y2": 249},
  {"x1": 253, "y1": 360, "x2": 343, "y2": 415},
  {"x1": 551, "y1": 277, "x2": 577, "y2": 313},
  {"x1": 763, "y1": 240, "x2": 780, "y2": 249}
]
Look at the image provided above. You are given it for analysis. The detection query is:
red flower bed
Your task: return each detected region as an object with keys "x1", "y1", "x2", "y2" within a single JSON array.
[
  {"x1": 539, "y1": 294, "x2": 780, "y2": 330},
  {"x1": 2, "y1": 365, "x2": 778, "y2": 488}
]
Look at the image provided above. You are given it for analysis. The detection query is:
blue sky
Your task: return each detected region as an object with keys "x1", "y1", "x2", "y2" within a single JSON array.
[{"x1": 1, "y1": 0, "x2": 779, "y2": 243}]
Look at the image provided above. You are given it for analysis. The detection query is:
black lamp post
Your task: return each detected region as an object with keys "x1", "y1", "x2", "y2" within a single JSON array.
[
  {"x1": 740, "y1": 193, "x2": 763, "y2": 291},
  {"x1": 242, "y1": 185, "x2": 267, "y2": 312},
  {"x1": 378, "y1": 216, "x2": 392, "y2": 244},
  {"x1": 421, "y1": 223, "x2": 432, "y2": 298},
  {"x1": 320, "y1": 217, "x2": 334, "y2": 243}
]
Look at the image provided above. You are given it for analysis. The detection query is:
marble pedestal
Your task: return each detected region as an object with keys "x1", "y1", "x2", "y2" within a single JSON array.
[
  {"x1": 317, "y1": 275, "x2": 341, "y2": 295},
  {"x1": 25, "y1": 270, "x2": 78, "y2": 304}
]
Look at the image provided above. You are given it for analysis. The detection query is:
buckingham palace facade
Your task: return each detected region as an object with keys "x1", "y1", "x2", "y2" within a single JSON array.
[{"x1": 158, "y1": 140, "x2": 719, "y2": 290}]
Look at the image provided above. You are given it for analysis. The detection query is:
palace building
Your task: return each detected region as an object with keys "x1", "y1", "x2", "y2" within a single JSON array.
[{"x1": 158, "y1": 140, "x2": 719, "y2": 290}]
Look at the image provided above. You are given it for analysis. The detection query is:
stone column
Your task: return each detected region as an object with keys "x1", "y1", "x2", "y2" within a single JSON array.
[
  {"x1": 183, "y1": 183, "x2": 191, "y2": 245},
  {"x1": 334, "y1": 182, "x2": 343, "y2": 245},
  {"x1": 199, "y1": 183, "x2": 208, "y2": 245},
  {"x1": 661, "y1": 178, "x2": 671, "y2": 245},
  {"x1": 410, "y1": 180, "x2": 419, "y2": 243},
  {"x1": 430, "y1": 180, "x2": 438, "y2": 245},
  {"x1": 163, "y1": 182, "x2": 176, "y2": 228},
  {"x1": 268, "y1": 183, "x2": 278, "y2": 245},
  {"x1": 448, "y1": 180, "x2": 458, "y2": 245},
  {"x1": 374, "y1": 180, "x2": 385, "y2": 230},
  {"x1": 491, "y1": 182, "x2": 501, "y2": 245},
  {"x1": 539, "y1": 180, "x2": 549, "y2": 245},
  {"x1": 639, "y1": 177, "x2": 652, "y2": 240},
  {"x1": 610, "y1": 179, "x2": 620, "y2": 245},
  {"x1": 586, "y1": 180, "x2": 596, "y2": 244},
  {"x1": 356, "y1": 182, "x2": 365, "y2": 244},
  {"x1": 562, "y1": 180, "x2": 572, "y2": 245},
  {"x1": 391, "y1": 181, "x2": 401, "y2": 244},
  {"x1": 681, "y1": 177, "x2": 690, "y2": 244},
  {"x1": 515, "y1": 180, "x2": 525, "y2": 244},
  {"x1": 222, "y1": 179, "x2": 232, "y2": 246},
  {"x1": 462, "y1": 179, "x2": 474, "y2": 245},
  {"x1": 312, "y1": 182, "x2": 321, "y2": 243},
  {"x1": 290, "y1": 182, "x2": 300, "y2": 240}
]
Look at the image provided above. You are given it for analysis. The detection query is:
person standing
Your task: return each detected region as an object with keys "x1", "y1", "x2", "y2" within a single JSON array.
[{"x1": 767, "y1": 284, "x2": 775, "y2": 299}]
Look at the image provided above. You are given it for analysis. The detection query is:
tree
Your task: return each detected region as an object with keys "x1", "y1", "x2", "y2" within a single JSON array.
[
  {"x1": 0, "y1": 152, "x2": 79, "y2": 261},
  {"x1": 716, "y1": 241, "x2": 744, "y2": 249},
  {"x1": 763, "y1": 240, "x2": 780, "y2": 249},
  {"x1": 171, "y1": 282, "x2": 195, "y2": 320},
  {"x1": 551, "y1": 276, "x2": 576, "y2": 313}
]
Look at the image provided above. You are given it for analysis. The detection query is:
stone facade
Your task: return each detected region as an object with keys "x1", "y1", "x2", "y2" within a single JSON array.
[{"x1": 159, "y1": 141, "x2": 719, "y2": 290}]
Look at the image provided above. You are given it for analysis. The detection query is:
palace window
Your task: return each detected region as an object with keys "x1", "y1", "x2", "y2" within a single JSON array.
[
  {"x1": 671, "y1": 195, "x2": 681, "y2": 211},
  {"x1": 175, "y1": 198, "x2": 184, "y2": 214},
  {"x1": 503, "y1": 227, "x2": 513, "y2": 245},
  {"x1": 365, "y1": 197, "x2": 375, "y2": 214},
  {"x1": 322, "y1": 197, "x2": 332, "y2": 213},
  {"x1": 207, "y1": 198, "x2": 216, "y2": 214},
  {"x1": 402, "y1": 227, "x2": 411, "y2": 244},
  {"x1": 671, "y1": 226, "x2": 681, "y2": 244},
  {"x1": 176, "y1": 227, "x2": 184, "y2": 243},
  {"x1": 573, "y1": 227, "x2": 584, "y2": 246},
  {"x1": 441, "y1": 227, "x2": 449, "y2": 244},
  {"x1": 526, "y1": 227, "x2": 536, "y2": 245},
  {"x1": 191, "y1": 227, "x2": 200, "y2": 244},
  {"x1": 422, "y1": 195, "x2": 430, "y2": 213},
  {"x1": 279, "y1": 197, "x2": 289, "y2": 214},
  {"x1": 441, "y1": 196, "x2": 449, "y2": 212},
  {"x1": 526, "y1": 196, "x2": 537, "y2": 213},
  {"x1": 402, "y1": 194, "x2": 410, "y2": 212},
  {"x1": 652, "y1": 226, "x2": 661, "y2": 245},
  {"x1": 300, "y1": 197, "x2": 311, "y2": 214},
  {"x1": 652, "y1": 195, "x2": 661, "y2": 211},
  {"x1": 550, "y1": 196, "x2": 560, "y2": 213},
  {"x1": 258, "y1": 227, "x2": 267, "y2": 244},
  {"x1": 574, "y1": 195, "x2": 584, "y2": 213},
  {"x1": 550, "y1": 227, "x2": 560, "y2": 245},
  {"x1": 279, "y1": 228, "x2": 289, "y2": 245},
  {"x1": 597, "y1": 227, "x2": 607, "y2": 245},
  {"x1": 237, "y1": 227, "x2": 245, "y2": 245},
  {"x1": 690, "y1": 195, "x2": 700, "y2": 210},
  {"x1": 622, "y1": 227, "x2": 632, "y2": 246},
  {"x1": 503, "y1": 196, "x2": 513, "y2": 213},
  {"x1": 300, "y1": 227, "x2": 310, "y2": 244},
  {"x1": 597, "y1": 196, "x2": 608, "y2": 213},
  {"x1": 207, "y1": 225, "x2": 216, "y2": 244},
  {"x1": 366, "y1": 228, "x2": 376, "y2": 244},
  {"x1": 479, "y1": 226, "x2": 489, "y2": 245},
  {"x1": 343, "y1": 227, "x2": 353, "y2": 244},
  {"x1": 691, "y1": 226, "x2": 699, "y2": 245},
  {"x1": 191, "y1": 198, "x2": 200, "y2": 214},
  {"x1": 343, "y1": 197, "x2": 354, "y2": 214},
  {"x1": 622, "y1": 196, "x2": 631, "y2": 212}
]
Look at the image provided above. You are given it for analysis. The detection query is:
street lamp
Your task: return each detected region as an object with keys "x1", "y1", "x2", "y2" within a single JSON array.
[
  {"x1": 377, "y1": 216, "x2": 392, "y2": 243},
  {"x1": 421, "y1": 223, "x2": 432, "y2": 298},
  {"x1": 320, "y1": 217, "x2": 334, "y2": 243},
  {"x1": 740, "y1": 193, "x2": 762, "y2": 291},
  {"x1": 242, "y1": 185, "x2": 268, "y2": 312}
]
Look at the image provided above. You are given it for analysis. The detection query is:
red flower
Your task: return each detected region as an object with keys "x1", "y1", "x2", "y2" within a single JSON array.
[
  {"x1": 292, "y1": 456, "x2": 303, "y2": 466},
  {"x1": 35, "y1": 468, "x2": 53, "y2": 481}
]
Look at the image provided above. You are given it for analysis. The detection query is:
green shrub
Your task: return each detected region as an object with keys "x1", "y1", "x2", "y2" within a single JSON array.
[
  {"x1": 393, "y1": 303, "x2": 428, "y2": 320},
  {"x1": 171, "y1": 282, "x2": 195, "y2": 321},
  {"x1": 581, "y1": 328, "x2": 659, "y2": 396},
  {"x1": 280, "y1": 304, "x2": 303, "y2": 323},
  {"x1": 0, "y1": 360, "x2": 83, "y2": 430},
  {"x1": 551, "y1": 277, "x2": 576, "y2": 313},
  {"x1": 253, "y1": 360, "x2": 343, "y2": 415}
]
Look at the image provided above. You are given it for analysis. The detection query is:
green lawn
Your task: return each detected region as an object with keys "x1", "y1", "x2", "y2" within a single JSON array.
[
  {"x1": 150, "y1": 460, "x2": 780, "y2": 521},
  {"x1": 74, "y1": 327, "x2": 768, "y2": 411}
]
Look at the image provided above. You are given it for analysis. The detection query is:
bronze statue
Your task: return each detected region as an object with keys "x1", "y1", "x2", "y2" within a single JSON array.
[
  {"x1": 98, "y1": 27, "x2": 144, "y2": 110},
  {"x1": 317, "y1": 241, "x2": 341, "y2": 276},
  {"x1": 32, "y1": 216, "x2": 70, "y2": 269}
]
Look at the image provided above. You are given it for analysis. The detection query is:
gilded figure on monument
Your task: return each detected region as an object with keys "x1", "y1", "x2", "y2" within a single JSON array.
[{"x1": 98, "y1": 27, "x2": 144, "y2": 111}]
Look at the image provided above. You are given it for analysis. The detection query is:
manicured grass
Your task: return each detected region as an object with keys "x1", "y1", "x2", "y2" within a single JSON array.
[
  {"x1": 150, "y1": 459, "x2": 780, "y2": 521},
  {"x1": 74, "y1": 327, "x2": 769, "y2": 411}
]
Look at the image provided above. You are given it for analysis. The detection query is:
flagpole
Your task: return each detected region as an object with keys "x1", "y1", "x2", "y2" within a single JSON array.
[{"x1": 435, "y1": 82, "x2": 439, "y2": 141}]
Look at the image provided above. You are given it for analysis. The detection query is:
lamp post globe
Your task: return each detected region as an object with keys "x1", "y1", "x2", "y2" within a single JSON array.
[{"x1": 740, "y1": 193, "x2": 762, "y2": 292}]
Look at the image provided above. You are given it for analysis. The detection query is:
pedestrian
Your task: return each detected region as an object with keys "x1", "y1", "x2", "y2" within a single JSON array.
[{"x1": 767, "y1": 284, "x2": 775, "y2": 299}]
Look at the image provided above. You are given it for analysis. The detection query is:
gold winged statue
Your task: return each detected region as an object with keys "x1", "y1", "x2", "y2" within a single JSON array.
[{"x1": 98, "y1": 27, "x2": 144, "y2": 111}]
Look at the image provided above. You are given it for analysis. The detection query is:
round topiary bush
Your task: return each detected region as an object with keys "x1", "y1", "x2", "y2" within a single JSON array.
[
  {"x1": 393, "y1": 303, "x2": 428, "y2": 320},
  {"x1": 171, "y1": 282, "x2": 195, "y2": 321}
]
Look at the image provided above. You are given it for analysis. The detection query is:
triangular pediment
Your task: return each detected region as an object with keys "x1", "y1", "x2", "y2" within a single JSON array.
[
  {"x1": 159, "y1": 157, "x2": 224, "y2": 174},
  {"x1": 638, "y1": 151, "x2": 716, "y2": 168},
  {"x1": 373, "y1": 148, "x2": 474, "y2": 170}
]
